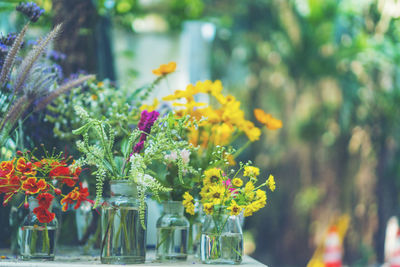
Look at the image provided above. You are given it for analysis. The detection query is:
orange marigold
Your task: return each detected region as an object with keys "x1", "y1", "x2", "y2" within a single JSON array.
[
  {"x1": 152, "y1": 62, "x2": 176, "y2": 76},
  {"x1": 254, "y1": 109, "x2": 282, "y2": 130}
]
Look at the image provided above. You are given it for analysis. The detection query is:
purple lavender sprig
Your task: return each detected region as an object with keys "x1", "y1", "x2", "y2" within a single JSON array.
[
  {"x1": 16, "y1": 2, "x2": 44, "y2": 23},
  {"x1": 0, "y1": 33, "x2": 18, "y2": 47},
  {"x1": 132, "y1": 110, "x2": 160, "y2": 154}
]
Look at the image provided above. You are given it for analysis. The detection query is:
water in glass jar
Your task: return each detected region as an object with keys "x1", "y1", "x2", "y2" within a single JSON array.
[
  {"x1": 156, "y1": 226, "x2": 188, "y2": 261},
  {"x1": 20, "y1": 225, "x2": 57, "y2": 260},
  {"x1": 101, "y1": 206, "x2": 146, "y2": 264},
  {"x1": 201, "y1": 232, "x2": 243, "y2": 264}
]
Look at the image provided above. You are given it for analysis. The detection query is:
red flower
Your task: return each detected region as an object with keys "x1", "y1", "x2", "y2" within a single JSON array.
[
  {"x1": 49, "y1": 166, "x2": 77, "y2": 187},
  {"x1": 60, "y1": 183, "x2": 90, "y2": 211},
  {"x1": 0, "y1": 160, "x2": 14, "y2": 177},
  {"x1": 21, "y1": 177, "x2": 47, "y2": 194},
  {"x1": 33, "y1": 206, "x2": 55, "y2": 223},
  {"x1": 0, "y1": 175, "x2": 20, "y2": 194},
  {"x1": 16, "y1": 158, "x2": 36, "y2": 176},
  {"x1": 36, "y1": 193, "x2": 54, "y2": 209}
]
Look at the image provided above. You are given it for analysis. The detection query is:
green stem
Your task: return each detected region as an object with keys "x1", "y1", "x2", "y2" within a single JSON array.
[
  {"x1": 121, "y1": 210, "x2": 131, "y2": 253},
  {"x1": 233, "y1": 140, "x2": 251, "y2": 159},
  {"x1": 31, "y1": 227, "x2": 37, "y2": 254},
  {"x1": 42, "y1": 224, "x2": 49, "y2": 254}
]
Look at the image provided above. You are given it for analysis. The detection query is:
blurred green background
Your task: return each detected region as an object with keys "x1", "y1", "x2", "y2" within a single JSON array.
[{"x1": 2, "y1": 0, "x2": 400, "y2": 266}]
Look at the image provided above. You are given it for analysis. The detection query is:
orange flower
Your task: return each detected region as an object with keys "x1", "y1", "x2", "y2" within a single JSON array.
[
  {"x1": 16, "y1": 158, "x2": 36, "y2": 176},
  {"x1": 60, "y1": 183, "x2": 90, "y2": 211},
  {"x1": 152, "y1": 62, "x2": 176, "y2": 76},
  {"x1": 21, "y1": 177, "x2": 47, "y2": 194},
  {"x1": 254, "y1": 109, "x2": 282, "y2": 130}
]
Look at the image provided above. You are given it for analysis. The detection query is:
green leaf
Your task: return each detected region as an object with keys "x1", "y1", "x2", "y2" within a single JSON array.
[
  {"x1": 72, "y1": 123, "x2": 91, "y2": 135},
  {"x1": 121, "y1": 137, "x2": 130, "y2": 159}
]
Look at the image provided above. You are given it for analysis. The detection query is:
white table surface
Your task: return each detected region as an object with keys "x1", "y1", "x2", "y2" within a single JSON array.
[{"x1": 0, "y1": 249, "x2": 267, "y2": 266}]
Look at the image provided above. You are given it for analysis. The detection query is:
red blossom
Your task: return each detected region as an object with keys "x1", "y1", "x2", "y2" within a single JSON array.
[
  {"x1": 60, "y1": 183, "x2": 91, "y2": 211},
  {"x1": 21, "y1": 177, "x2": 47, "y2": 194},
  {"x1": 16, "y1": 158, "x2": 36, "y2": 175},
  {"x1": 36, "y1": 193, "x2": 54, "y2": 209},
  {"x1": 33, "y1": 206, "x2": 55, "y2": 223}
]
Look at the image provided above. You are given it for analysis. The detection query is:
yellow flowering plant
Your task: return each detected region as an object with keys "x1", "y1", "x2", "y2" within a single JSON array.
[
  {"x1": 162, "y1": 79, "x2": 282, "y2": 167},
  {"x1": 183, "y1": 162, "x2": 275, "y2": 217},
  {"x1": 182, "y1": 162, "x2": 275, "y2": 261}
]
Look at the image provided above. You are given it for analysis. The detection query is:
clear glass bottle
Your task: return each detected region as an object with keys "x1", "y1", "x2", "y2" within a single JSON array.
[
  {"x1": 156, "y1": 201, "x2": 189, "y2": 261},
  {"x1": 101, "y1": 180, "x2": 147, "y2": 264},
  {"x1": 19, "y1": 198, "x2": 58, "y2": 261},
  {"x1": 200, "y1": 208, "x2": 243, "y2": 264},
  {"x1": 191, "y1": 203, "x2": 204, "y2": 258}
]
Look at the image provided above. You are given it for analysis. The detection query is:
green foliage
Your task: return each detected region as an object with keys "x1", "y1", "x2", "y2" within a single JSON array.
[{"x1": 73, "y1": 106, "x2": 198, "y2": 227}]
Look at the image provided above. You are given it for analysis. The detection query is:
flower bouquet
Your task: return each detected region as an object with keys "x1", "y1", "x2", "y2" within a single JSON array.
[
  {"x1": 0, "y1": 149, "x2": 90, "y2": 260},
  {"x1": 183, "y1": 164, "x2": 275, "y2": 264},
  {"x1": 73, "y1": 96, "x2": 196, "y2": 263}
]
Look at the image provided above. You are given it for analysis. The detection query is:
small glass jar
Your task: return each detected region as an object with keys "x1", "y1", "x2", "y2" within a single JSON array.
[
  {"x1": 101, "y1": 180, "x2": 147, "y2": 264},
  {"x1": 201, "y1": 207, "x2": 243, "y2": 264},
  {"x1": 19, "y1": 198, "x2": 58, "y2": 261},
  {"x1": 156, "y1": 201, "x2": 189, "y2": 261}
]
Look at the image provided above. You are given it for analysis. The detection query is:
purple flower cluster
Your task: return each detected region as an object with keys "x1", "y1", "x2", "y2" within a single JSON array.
[
  {"x1": 0, "y1": 33, "x2": 17, "y2": 47},
  {"x1": 132, "y1": 110, "x2": 160, "y2": 154},
  {"x1": 16, "y1": 2, "x2": 44, "y2": 23}
]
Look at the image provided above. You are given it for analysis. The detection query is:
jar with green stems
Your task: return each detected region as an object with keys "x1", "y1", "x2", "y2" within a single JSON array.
[
  {"x1": 200, "y1": 206, "x2": 243, "y2": 264},
  {"x1": 19, "y1": 198, "x2": 58, "y2": 261},
  {"x1": 156, "y1": 201, "x2": 189, "y2": 261},
  {"x1": 101, "y1": 180, "x2": 147, "y2": 264}
]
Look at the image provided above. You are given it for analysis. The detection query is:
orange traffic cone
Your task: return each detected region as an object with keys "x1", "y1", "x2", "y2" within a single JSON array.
[
  {"x1": 323, "y1": 226, "x2": 342, "y2": 267},
  {"x1": 389, "y1": 230, "x2": 400, "y2": 267}
]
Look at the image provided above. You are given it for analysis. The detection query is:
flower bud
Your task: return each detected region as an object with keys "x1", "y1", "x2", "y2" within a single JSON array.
[
  {"x1": 24, "y1": 202, "x2": 29, "y2": 209},
  {"x1": 16, "y1": 150, "x2": 23, "y2": 156},
  {"x1": 54, "y1": 188, "x2": 61, "y2": 195}
]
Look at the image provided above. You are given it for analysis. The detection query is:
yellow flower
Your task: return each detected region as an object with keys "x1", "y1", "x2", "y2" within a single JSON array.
[
  {"x1": 225, "y1": 153, "x2": 236, "y2": 166},
  {"x1": 255, "y1": 189, "x2": 267, "y2": 202},
  {"x1": 182, "y1": 192, "x2": 194, "y2": 206},
  {"x1": 244, "y1": 181, "x2": 255, "y2": 201},
  {"x1": 254, "y1": 109, "x2": 282, "y2": 130},
  {"x1": 267, "y1": 175, "x2": 276, "y2": 192},
  {"x1": 140, "y1": 98, "x2": 159, "y2": 112},
  {"x1": 97, "y1": 81, "x2": 104, "y2": 87},
  {"x1": 208, "y1": 185, "x2": 226, "y2": 205},
  {"x1": 203, "y1": 168, "x2": 222, "y2": 186},
  {"x1": 152, "y1": 61, "x2": 177, "y2": 76},
  {"x1": 212, "y1": 123, "x2": 233, "y2": 146},
  {"x1": 185, "y1": 202, "x2": 195, "y2": 215},
  {"x1": 200, "y1": 185, "x2": 210, "y2": 200},
  {"x1": 243, "y1": 204, "x2": 255, "y2": 217},
  {"x1": 91, "y1": 94, "x2": 98, "y2": 101},
  {"x1": 227, "y1": 200, "x2": 242, "y2": 216},
  {"x1": 232, "y1": 178, "x2": 243, "y2": 187},
  {"x1": 204, "y1": 202, "x2": 214, "y2": 215},
  {"x1": 244, "y1": 166, "x2": 260, "y2": 177},
  {"x1": 240, "y1": 120, "x2": 261, "y2": 142}
]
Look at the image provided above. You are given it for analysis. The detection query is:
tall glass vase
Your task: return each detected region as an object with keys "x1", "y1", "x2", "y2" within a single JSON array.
[
  {"x1": 200, "y1": 207, "x2": 243, "y2": 264},
  {"x1": 19, "y1": 198, "x2": 58, "y2": 261},
  {"x1": 101, "y1": 180, "x2": 147, "y2": 264},
  {"x1": 156, "y1": 201, "x2": 189, "y2": 261}
]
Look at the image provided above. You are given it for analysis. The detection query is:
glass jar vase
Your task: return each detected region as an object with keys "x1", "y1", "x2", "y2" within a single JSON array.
[
  {"x1": 156, "y1": 201, "x2": 189, "y2": 261},
  {"x1": 200, "y1": 207, "x2": 243, "y2": 264},
  {"x1": 101, "y1": 180, "x2": 147, "y2": 264},
  {"x1": 190, "y1": 203, "x2": 204, "y2": 258},
  {"x1": 19, "y1": 198, "x2": 58, "y2": 261}
]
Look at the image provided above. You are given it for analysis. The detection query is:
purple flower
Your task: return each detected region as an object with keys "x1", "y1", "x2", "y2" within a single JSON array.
[
  {"x1": 132, "y1": 141, "x2": 144, "y2": 154},
  {"x1": 132, "y1": 110, "x2": 160, "y2": 154},
  {"x1": 16, "y1": 2, "x2": 45, "y2": 23}
]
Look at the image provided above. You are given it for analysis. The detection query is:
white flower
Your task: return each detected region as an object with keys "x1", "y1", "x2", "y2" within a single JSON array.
[
  {"x1": 165, "y1": 151, "x2": 178, "y2": 161},
  {"x1": 180, "y1": 149, "x2": 191, "y2": 164}
]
